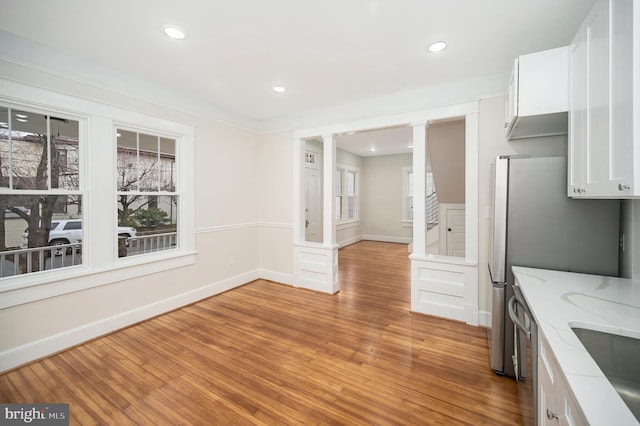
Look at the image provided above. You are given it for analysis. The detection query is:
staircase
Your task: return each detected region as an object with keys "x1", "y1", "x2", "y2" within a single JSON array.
[
  {"x1": 426, "y1": 191, "x2": 439, "y2": 230},
  {"x1": 409, "y1": 191, "x2": 440, "y2": 254}
]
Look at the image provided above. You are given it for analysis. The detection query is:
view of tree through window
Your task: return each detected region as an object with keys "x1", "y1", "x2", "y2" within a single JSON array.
[
  {"x1": 0, "y1": 106, "x2": 82, "y2": 277},
  {"x1": 116, "y1": 129, "x2": 177, "y2": 257}
]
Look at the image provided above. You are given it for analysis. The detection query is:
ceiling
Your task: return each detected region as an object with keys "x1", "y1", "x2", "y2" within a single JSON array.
[{"x1": 0, "y1": 0, "x2": 594, "y2": 135}]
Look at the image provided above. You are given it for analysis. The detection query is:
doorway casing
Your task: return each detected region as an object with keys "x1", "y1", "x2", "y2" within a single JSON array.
[{"x1": 292, "y1": 101, "x2": 479, "y2": 325}]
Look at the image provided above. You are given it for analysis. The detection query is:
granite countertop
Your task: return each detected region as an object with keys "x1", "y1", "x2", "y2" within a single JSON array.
[{"x1": 512, "y1": 266, "x2": 640, "y2": 426}]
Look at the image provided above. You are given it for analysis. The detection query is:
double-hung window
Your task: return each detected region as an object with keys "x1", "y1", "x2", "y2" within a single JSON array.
[
  {"x1": 403, "y1": 167, "x2": 436, "y2": 225},
  {"x1": 116, "y1": 129, "x2": 177, "y2": 257},
  {"x1": 336, "y1": 166, "x2": 358, "y2": 223},
  {"x1": 0, "y1": 105, "x2": 83, "y2": 276},
  {"x1": 0, "y1": 79, "x2": 195, "y2": 308}
]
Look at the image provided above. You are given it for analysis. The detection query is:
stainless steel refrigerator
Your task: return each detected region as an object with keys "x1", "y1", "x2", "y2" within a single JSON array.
[{"x1": 488, "y1": 155, "x2": 620, "y2": 377}]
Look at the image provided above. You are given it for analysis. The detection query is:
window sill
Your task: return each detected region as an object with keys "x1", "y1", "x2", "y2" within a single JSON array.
[
  {"x1": 337, "y1": 220, "x2": 360, "y2": 230},
  {"x1": 0, "y1": 250, "x2": 197, "y2": 309}
]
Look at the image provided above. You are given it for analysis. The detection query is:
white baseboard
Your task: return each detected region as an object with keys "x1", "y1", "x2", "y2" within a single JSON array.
[
  {"x1": 259, "y1": 269, "x2": 293, "y2": 286},
  {"x1": 362, "y1": 235, "x2": 412, "y2": 244},
  {"x1": 478, "y1": 310, "x2": 491, "y2": 328},
  {"x1": 337, "y1": 235, "x2": 363, "y2": 248},
  {"x1": 0, "y1": 270, "x2": 260, "y2": 373}
]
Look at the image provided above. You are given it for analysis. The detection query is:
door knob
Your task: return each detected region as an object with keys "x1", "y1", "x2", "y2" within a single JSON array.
[{"x1": 448, "y1": 228, "x2": 452, "y2": 232}]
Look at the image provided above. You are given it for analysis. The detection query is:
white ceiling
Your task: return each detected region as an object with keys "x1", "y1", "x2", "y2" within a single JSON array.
[{"x1": 0, "y1": 0, "x2": 594, "y2": 135}]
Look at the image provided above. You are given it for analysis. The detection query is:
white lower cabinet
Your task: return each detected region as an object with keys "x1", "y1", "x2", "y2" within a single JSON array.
[{"x1": 538, "y1": 331, "x2": 587, "y2": 425}]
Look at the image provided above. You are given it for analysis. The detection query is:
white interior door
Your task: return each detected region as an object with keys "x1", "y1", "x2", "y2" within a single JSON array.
[
  {"x1": 446, "y1": 208, "x2": 465, "y2": 257},
  {"x1": 305, "y1": 153, "x2": 322, "y2": 242}
]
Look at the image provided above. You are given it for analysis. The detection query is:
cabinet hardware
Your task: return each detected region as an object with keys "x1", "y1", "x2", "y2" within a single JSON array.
[
  {"x1": 618, "y1": 183, "x2": 631, "y2": 191},
  {"x1": 546, "y1": 409, "x2": 559, "y2": 421}
]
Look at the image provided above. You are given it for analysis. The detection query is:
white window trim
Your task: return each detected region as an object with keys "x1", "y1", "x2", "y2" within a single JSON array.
[
  {"x1": 0, "y1": 78, "x2": 196, "y2": 309},
  {"x1": 336, "y1": 163, "x2": 360, "y2": 224}
]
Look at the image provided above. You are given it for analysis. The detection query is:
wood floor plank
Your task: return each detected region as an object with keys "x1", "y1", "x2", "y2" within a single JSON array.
[{"x1": 0, "y1": 241, "x2": 522, "y2": 425}]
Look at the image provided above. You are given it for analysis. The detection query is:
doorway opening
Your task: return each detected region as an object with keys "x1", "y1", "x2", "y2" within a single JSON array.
[{"x1": 293, "y1": 101, "x2": 479, "y2": 326}]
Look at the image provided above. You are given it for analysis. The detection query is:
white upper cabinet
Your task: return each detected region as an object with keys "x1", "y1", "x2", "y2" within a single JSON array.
[
  {"x1": 569, "y1": 0, "x2": 639, "y2": 198},
  {"x1": 505, "y1": 46, "x2": 569, "y2": 140}
]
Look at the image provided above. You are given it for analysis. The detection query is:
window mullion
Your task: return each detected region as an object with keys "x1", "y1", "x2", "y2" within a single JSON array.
[
  {"x1": 135, "y1": 132, "x2": 140, "y2": 192},
  {"x1": 8, "y1": 107, "x2": 13, "y2": 189},
  {"x1": 46, "y1": 115, "x2": 52, "y2": 190},
  {"x1": 156, "y1": 136, "x2": 161, "y2": 191}
]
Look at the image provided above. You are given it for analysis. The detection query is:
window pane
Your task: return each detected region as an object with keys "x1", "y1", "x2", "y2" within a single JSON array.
[
  {"x1": 347, "y1": 196, "x2": 356, "y2": 219},
  {"x1": 160, "y1": 138, "x2": 176, "y2": 191},
  {"x1": 0, "y1": 194, "x2": 83, "y2": 277},
  {"x1": 408, "y1": 196, "x2": 414, "y2": 221},
  {"x1": 52, "y1": 119, "x2": 80, "y2": 191},
  {"x1": 120, "y1": 195, "x2": 178, "y2": 257},
  {"x1": 0, "y1": 109, "x2": 80, "y2": 191},
  {"x1": 347, "y1": 171, "x2": 355, "y2": 196},
  {"x1": 117, "y1": 130, "x2": 176, "y2": 192},
  {"x1": 426, "y1": 172, "x2": 434, "y2": 195},
  {"x1": 408, "y1": 172, "x2": 414, "y2": 194},
  {"x1": 138, "y1": 133, "x2": 158, "y2": 191},
  {"x1": 335, "y1": 170, "x2": 342, "y2": 195},
  {"x1": 116, "y1": 129, "x2": 138, "y2": 191},
  {"x1": 335, "y1": 196, "x2": 342, "y2": 221}
]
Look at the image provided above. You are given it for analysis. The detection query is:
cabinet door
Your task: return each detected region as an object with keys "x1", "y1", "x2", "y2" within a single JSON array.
[
  {"x1": 609, "y1": 0, "x2": 635, "y2": 194},
  {"x1": 584, "y1": 0, "x2": 611, "y2": 195},
  {"x1": 538, "y1": 337, "x2": 560, "y2": 425},
  {"x1": 569, "y1": 0, "x2": 636, "y2": 197},
  {"x1": 504, "y1": 58, "x2": 518, "y2": 137},
  {"x1": 568, "y1": 24, "x2": 587, "y2": 196},
  {"x1": 559, "y1": 375, "x2": 588, "y2": 426}
]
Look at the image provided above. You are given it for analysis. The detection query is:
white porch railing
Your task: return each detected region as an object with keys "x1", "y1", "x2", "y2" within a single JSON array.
[{"x1": 0, "y1": 243, "x2": 82, "y2": 277}]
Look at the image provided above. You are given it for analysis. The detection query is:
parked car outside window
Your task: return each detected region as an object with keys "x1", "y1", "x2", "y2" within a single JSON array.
[{"x1": 21, "y1": 219, "x2": 137, "y2": 255}]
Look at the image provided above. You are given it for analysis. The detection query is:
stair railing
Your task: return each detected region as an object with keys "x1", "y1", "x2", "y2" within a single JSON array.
[{"x1": 426, "y1": 191, "x2": 439, "y2": 230}]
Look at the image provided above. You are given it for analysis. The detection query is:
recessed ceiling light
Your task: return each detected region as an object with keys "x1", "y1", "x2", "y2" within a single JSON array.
[
  {"x1": 427, "y1": 40, "x2": 447, "y2": 53},
  {"x1": 272, "y1": 85, "x2": 286, "y2": 93},
  {"x1": 369, "y1": 147, "x2": 376, "y2": 152},
  {"x1": 163, "y1": 25, "x2": 186, "y2": 40},
  {"x1": 408, "y1": 145, "x2": 414, "y2": 149}
]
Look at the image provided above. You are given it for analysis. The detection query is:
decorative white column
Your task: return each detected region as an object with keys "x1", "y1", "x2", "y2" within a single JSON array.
[
  {"x1": 465, "y1": 113, "x2": 479, "y2": 265},
  {"x1": 322, "y1": 134, "x2": 337, "y2": 249},
  {"x1": 410, "y1": 121, "x2": 428, "y2": 258}
]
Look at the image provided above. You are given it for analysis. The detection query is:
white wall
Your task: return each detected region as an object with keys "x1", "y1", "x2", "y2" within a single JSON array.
[
  {"x1": 620, "y1": 199, "x2": 640, "y2": 280},
  {"x1": 258, "y1": 130, "x2": 294, "y2": 283},
  {"x1": 361, "y1": 154, "x2": 413, "y2": 243},
  {"x1": 428, "y1": 120, "x2": 466, "y2": 204}
]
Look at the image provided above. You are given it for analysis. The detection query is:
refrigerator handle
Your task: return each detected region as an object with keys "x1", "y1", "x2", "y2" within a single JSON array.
[{"x1": 507, "y1": 295, "x2": 531, "y2": 339}]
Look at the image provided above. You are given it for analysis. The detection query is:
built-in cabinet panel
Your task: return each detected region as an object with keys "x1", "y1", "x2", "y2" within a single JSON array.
[
  {"x1": 505, "y1": 47, "x2": 569, "y2": 140},
  {"x1": 538, "y1": 330, "x2": 587, "y2": 425},
  {"x1": 569, "y1": 0, "x2": 639, "y2": 198}
]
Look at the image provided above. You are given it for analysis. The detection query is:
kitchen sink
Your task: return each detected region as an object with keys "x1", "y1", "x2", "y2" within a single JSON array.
[{"x1": 571, "y1": 327, "x2": 640, "y2": 421}]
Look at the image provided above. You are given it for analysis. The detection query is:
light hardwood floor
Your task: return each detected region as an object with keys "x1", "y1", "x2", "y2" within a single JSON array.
[{"x1": 0, "y1": 241, "x2": 522, "y2": 425}]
